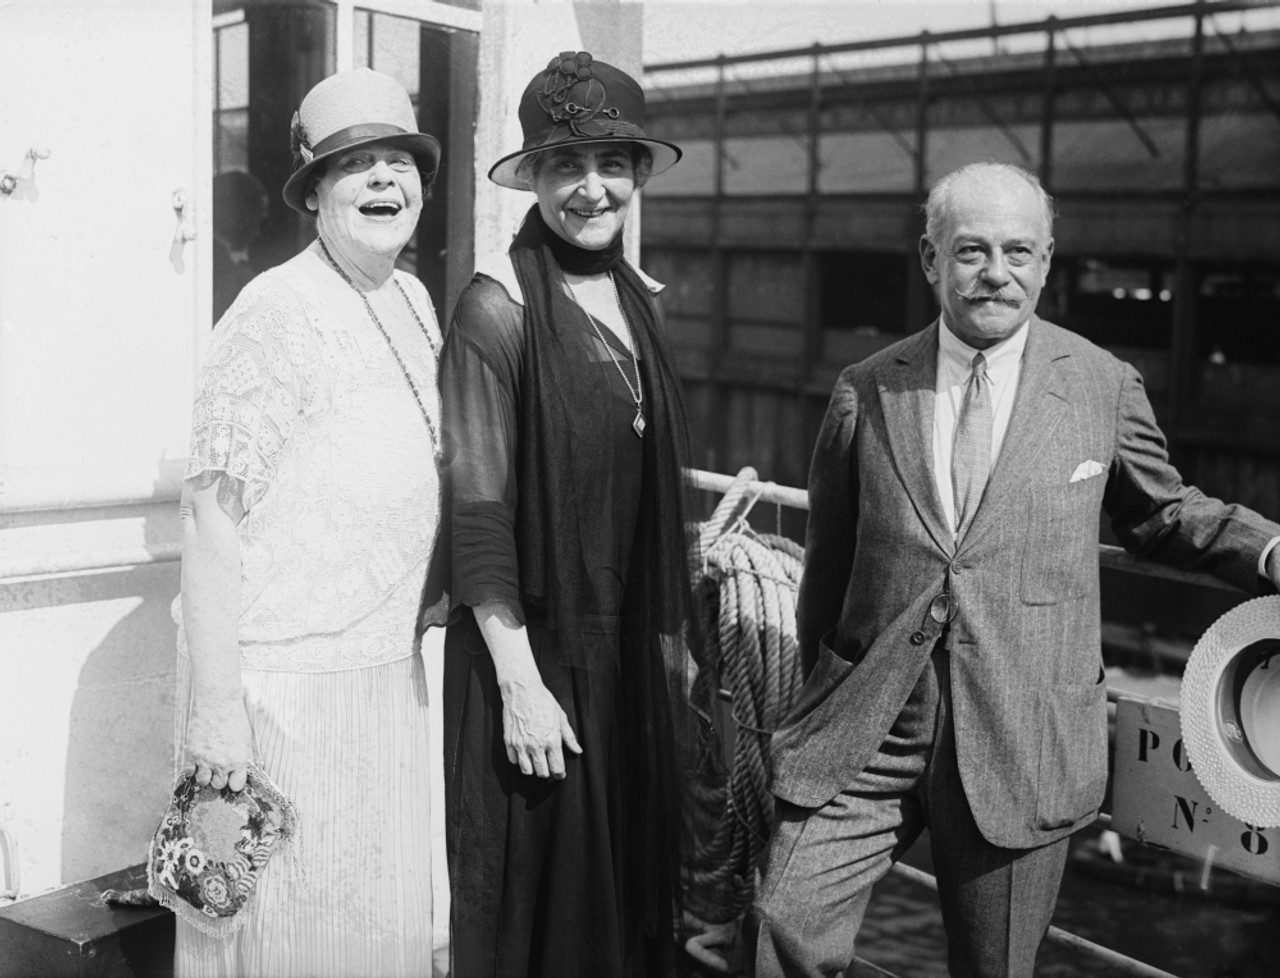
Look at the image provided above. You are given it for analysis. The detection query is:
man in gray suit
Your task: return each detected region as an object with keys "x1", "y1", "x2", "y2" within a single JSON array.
[{"x1": 752, "y1": 162, "x2": 1280, "y2": 977}]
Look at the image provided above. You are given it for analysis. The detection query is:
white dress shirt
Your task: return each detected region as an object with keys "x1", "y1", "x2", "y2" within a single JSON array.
[{"x1": 933, "y1": 318, "x2": 1028, "y2": 536}]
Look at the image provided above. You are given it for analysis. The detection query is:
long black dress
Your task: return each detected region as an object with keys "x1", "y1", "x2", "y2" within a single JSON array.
[{"x1": 439, "y1": 269, "x2": 670, "y2": 977}]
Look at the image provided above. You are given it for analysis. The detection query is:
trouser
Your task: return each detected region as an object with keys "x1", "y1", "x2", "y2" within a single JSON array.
[{"x1": 751, "y1": 648, "x2": 1070, "y2": 978}]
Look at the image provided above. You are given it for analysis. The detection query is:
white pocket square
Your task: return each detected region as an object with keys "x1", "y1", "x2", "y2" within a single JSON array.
[{"x1": 1070, "y1": 459, "x2": 1105, "y2": 483}]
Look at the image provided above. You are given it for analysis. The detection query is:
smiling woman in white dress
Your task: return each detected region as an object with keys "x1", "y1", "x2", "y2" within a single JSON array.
[{"x1": 172, "y1": 68, "x2": 445, "y2": 978}]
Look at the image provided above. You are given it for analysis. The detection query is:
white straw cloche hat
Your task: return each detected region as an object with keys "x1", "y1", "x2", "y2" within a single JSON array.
[
  {"x1": 1180, "y1": 595, "x2": 1280, "y2": 827},
  {"x1": 282, "y1": 68, "x2": 441, "y2": 216}
]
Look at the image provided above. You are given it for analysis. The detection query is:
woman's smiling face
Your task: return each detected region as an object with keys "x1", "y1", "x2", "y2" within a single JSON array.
[
  {"x1": 532, "y1": 143, "x2": 637, "y2": 251},
  {"x1": 307, "y1": 140, "x2": 423, "y2": 263}
]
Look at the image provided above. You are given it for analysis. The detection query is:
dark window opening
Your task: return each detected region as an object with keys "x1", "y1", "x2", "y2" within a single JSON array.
[
  {"x1": 1049, "y1": 257, "x2": 1175, "y2": 351},
  {"x1": 1196, "y1": 265, "x2": 1280, "y2": 366},
  {"x1": 818, "y1": 250, "x2": 909, "y2": 336}
]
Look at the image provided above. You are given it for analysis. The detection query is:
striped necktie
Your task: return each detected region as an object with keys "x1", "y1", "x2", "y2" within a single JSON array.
[{"x1": 952, "y1": 351, "x2": 992, "y2": 539}]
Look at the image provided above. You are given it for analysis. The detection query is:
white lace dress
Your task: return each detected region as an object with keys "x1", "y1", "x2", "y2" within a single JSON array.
[{"x1": 172, "y1": 249, "x2": 443, "y2": 978}]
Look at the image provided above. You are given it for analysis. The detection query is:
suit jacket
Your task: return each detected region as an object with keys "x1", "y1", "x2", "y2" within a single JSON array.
[{"x1": 772, "y1": 317, "x2": 1280, "y2": 849}]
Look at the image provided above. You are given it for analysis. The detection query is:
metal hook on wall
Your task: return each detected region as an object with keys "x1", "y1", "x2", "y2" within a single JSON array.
[
  {"x1": 0, "y1": 146, "x2": 50, "y2": 197},
  {"x1": 171, "y1": 189, "x2": 197, "y2": 244},
  {"x1": 170, "y1": 188, "x2": 197, "y2": 274}
]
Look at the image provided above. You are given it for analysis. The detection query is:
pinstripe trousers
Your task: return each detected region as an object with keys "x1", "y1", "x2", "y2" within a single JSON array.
[{"x1": 751, "y1": 646, "x2": 1070, "y2": 978}]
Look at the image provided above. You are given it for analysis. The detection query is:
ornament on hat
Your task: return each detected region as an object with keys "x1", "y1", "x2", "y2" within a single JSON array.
[{"x1": 536, "y1": 52, "x2": 620, "y2": 140}]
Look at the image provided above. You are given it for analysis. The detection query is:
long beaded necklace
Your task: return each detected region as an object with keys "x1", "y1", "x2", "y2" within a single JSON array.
[
  {"x1": 573, "y1": 272, "x2": 646, "y2": 438},
  {"x1": 317, "y1": 237, "x2": 441, "y2": 461}
]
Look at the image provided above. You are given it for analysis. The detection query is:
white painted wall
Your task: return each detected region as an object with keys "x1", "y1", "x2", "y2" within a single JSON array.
[{"x1": 0, "y1": 0, "x2": 209, "y2": 900}]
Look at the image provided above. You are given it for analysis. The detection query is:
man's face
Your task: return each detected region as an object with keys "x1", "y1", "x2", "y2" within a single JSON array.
[{"x1": 920, "y1": 170, "x2": 1053, "y2": 350}]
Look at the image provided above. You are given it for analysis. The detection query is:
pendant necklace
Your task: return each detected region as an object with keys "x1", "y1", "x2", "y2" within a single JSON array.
[
  {"x1": 575, "y1": 273, "x2": 646, "y2": 438},
  {"x1": 317, "y1": 237, "x2": 441, "y2": 461}
]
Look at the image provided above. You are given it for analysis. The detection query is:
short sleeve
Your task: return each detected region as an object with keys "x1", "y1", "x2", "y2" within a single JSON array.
[{"x1": 185, "y1": 278, "x2": 312, "y2": 511}]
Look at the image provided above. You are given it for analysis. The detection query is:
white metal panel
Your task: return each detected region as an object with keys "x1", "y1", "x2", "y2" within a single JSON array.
[
  {"x1": 1112, "y1": 697, "x2": 1280, "y2": 886},
  {"x1": 0, "y1": 0, "x2": 207, "y2": 477},
  {"x1": 0, "y1": 0, "x2": 205, "y2": 899}
]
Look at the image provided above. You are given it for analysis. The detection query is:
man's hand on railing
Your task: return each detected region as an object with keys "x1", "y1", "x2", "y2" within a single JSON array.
[{"x1": 683, "y1": 910, "x2": 743, "y2": 974}]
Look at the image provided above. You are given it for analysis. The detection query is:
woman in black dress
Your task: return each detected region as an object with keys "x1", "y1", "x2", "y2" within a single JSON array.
[{"x1": 428, "y1": 52, "x2": 736, "y2": 977}]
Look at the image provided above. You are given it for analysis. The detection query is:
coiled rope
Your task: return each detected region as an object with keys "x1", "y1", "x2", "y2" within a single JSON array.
[{"x1": 692, "y1": 466, "x2": 806, "y2": 917}]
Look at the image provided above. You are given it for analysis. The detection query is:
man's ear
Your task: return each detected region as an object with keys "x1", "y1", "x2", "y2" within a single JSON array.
[
  {"x1": 1040, "y1": 238, "x2": 1055, "y2": 286},
  {"x1": 919, "y1": 235, "x2": 940, "y2": 285}
]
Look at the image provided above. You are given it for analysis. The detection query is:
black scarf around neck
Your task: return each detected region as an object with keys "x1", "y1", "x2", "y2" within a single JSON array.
[{"x1": 537, "y1": 207, "x2": 625, "y2": 275}]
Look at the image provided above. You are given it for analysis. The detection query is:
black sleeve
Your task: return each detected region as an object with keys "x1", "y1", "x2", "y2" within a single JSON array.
[{"x1": 436, "y1": 275, "x2": 527, "y2": 619}]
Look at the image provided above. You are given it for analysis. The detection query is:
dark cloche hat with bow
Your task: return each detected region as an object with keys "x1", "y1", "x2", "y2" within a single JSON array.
[{"x1": 489, "y1": 51, "x2": 682, "y2": 191}]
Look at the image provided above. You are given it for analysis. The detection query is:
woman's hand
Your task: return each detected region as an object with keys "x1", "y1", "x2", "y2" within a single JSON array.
[
  {"x1": 184, "y1": 687, "x2": 252, "y2": 792},
  {"x1": 472, "y1": 600, "x2": 583, "y2": 780},
  {"x1": 499, "y1": 675, "x2": 582, "y2": 780}
]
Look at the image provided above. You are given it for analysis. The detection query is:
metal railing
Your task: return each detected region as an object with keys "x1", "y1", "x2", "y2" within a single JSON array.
[
  {"x1": 4, "y1": 466, "x2": 1247, "y2": 590},
  {"x1": 688, "y1": 467, "x2": 1242, "y2": 594},
  {"x1": 645, "y1": 2, "x2": 1268, "y2": 73}
]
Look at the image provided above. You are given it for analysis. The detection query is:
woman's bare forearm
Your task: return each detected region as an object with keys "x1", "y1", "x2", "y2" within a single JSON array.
[
  {"x1": 472, "y1": 599, "x2": 537, "y2": 692},
  {"x1": 179, "y1": 477, "x2": 244, "y2": 699},
  {"x1": 178, "y1": 475, "x2": 252, "y2": 789}
]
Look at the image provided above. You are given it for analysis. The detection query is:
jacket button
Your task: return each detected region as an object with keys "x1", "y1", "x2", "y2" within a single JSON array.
[{"x1": 910, "y1": 631, "x2": 925, "y2": 646}]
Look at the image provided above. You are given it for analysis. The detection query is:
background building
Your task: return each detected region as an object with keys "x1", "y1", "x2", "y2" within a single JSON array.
[{"x1": 641, "y1": 2, "x2": 1280, "y2": 535}]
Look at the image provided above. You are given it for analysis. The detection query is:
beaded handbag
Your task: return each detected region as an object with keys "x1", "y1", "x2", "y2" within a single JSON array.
[{"x1": 146, "y1": 762, "x2": 297, "y2": 937}]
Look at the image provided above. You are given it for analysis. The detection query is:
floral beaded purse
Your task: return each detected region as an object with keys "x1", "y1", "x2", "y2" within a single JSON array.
[{"x1": 146, "y1": 762, "x2": 298, "y2": 937}]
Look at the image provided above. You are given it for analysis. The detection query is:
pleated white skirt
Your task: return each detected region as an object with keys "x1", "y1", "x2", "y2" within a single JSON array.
[{"x1": 174, "y1": 653, "x2": 439, "y2": 978}]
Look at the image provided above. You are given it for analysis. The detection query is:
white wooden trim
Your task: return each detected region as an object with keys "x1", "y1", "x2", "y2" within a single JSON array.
[
  {"x1": 350, "y1": 0, "x2": 481, "y2": 33},
  {"x1": 0, "y1": 461, "x2": 188, "y2": 514},
  {"x1": 335, "y1": 0, "x2": 356, "y2": 71},
  {"x1": 212, "y1": 9, "x2": 245, "y2": 29},
  {"x1": 330, "y1": 0, "x2": 481, "y2": 73},
  {"x1": 194, "y1": 1, "x2": 215, "y2": 370},
  {"x1": 316, "y1": 0, "x2": 482, "y2": 34},
  {"x1": 0, "y1": 544, "x2": 183, "y2": 583}
]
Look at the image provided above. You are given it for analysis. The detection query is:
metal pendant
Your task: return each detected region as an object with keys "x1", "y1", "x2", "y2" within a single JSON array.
[{"x1": 633, "y1": 411, "x2": 646, "y2": 438}]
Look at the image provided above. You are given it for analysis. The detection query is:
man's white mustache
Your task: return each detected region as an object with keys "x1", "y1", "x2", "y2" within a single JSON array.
[{"x1": 954, "y1": 284, "x2": 1022, "y2": 305}]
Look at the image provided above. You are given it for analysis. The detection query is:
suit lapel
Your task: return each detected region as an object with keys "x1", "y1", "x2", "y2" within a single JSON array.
[
  {"x1": 878, "y1": 322, "x2": 952, "y2": 554},
  {"x1": 960, "y1": 316, "x2": 1070, "y2": 551}
]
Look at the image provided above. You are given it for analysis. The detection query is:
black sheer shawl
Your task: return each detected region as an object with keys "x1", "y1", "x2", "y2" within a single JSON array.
[{"x1": 426, "y1": 206, "x2": 728, "y2": 935}]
